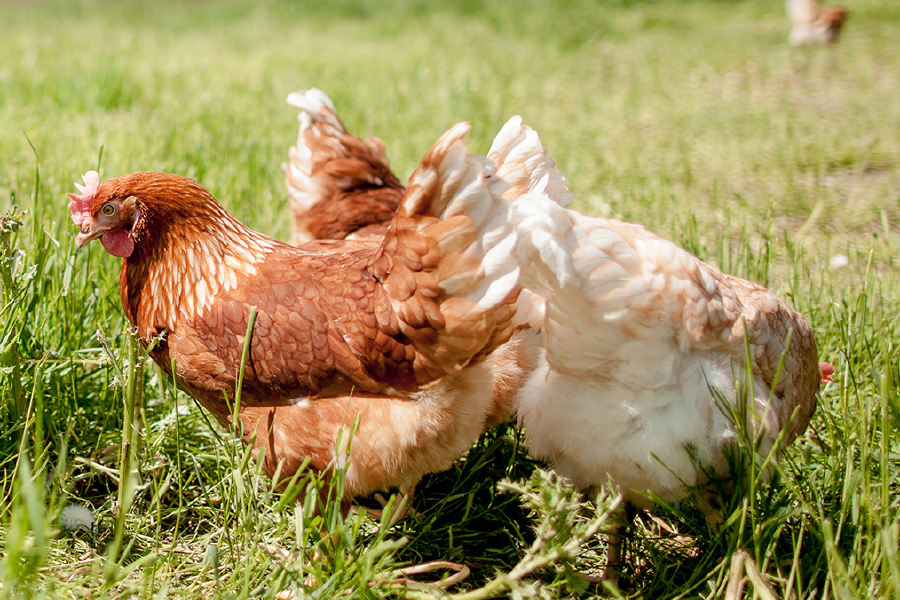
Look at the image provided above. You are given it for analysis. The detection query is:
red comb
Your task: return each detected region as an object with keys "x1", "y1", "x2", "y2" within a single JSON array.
[
  {"x1": 68, "y1": 171, "x2": 100, "y2": 226},
  {"x1": 820, "y1": 361, "x2": 836, "y2": 384}
]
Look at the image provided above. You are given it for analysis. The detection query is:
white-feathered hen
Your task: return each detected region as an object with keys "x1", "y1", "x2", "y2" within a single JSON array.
[{"x1": 506, "y1": 135, "x2": 831, "y2": 580}]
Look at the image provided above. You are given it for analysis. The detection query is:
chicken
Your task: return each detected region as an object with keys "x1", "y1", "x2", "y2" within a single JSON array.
[
  {"x1": 279, "y1": 88, "x2": 572, "y2": 416},
  {"x1": 68, "y1": 123, "x2": 527, "y2": 513},
  {"x1": 787, "y1": 0, "x2": 847, "y2": 45},
  {"x1": 278, "y1": 99, "x2": 571, "y2": 518},
  {"x1": 507, "y1": 152, "x2": 829, "y2": 581},
  {"x1": 281, "y1": 88, "x2": 405, "y2": 245}
]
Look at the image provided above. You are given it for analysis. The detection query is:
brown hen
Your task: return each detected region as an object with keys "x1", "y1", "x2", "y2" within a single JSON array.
[{"x1": 70, "y1": 123, "x2": 524, "y2": 512}]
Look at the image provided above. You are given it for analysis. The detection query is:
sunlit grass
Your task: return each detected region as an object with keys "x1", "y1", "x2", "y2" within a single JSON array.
[{"x1": 1, "y1": 0, "x2": 898, "y2": 597}]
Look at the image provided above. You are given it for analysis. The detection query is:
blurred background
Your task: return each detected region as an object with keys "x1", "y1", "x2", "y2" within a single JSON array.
[{"x1": 2, "y1": 0, "x2": 897, "y2": 249}]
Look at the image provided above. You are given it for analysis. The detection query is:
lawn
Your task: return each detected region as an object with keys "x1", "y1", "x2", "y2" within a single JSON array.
[{"x1": 1, "y1": 0, "x2": 899, "y2": 597}]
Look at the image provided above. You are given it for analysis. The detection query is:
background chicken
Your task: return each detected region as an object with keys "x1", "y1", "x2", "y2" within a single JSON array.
[
  {"x1": 69, "y1": 123, "x2": 525, "y2": 514},
  {"x1": 279, "y1": 88, "x2": 571, "y2": 426},
  {"x1": 787, "y1": 0, "x2": 848, "y2": 44},
  {"x1": 508, "y1": 160, "x2": 828, "y2": 581},
  {"x1": 280, "y1": 94, "x2": 573, "y2": 515},
  {"x1": 281, "y1": 88, "x2": 405, "y2": 244},
  {"x1": 281, "y1": 87, "x2": 572, "y2": 369}
]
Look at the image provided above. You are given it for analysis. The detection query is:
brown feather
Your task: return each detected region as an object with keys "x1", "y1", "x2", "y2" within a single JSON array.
[{"x1": 281, "y1": 92, "x2": 405, "y2": 244}]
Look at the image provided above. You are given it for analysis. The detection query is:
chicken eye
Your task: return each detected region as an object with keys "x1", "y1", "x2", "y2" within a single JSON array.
[{"x1": 100, "y1": 203, "x2": 117, "y2": 217}]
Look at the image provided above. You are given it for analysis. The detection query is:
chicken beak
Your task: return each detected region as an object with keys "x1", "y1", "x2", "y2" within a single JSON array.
[{"x1": 75, "y1": 224, "x2": 103, "y2": 248}]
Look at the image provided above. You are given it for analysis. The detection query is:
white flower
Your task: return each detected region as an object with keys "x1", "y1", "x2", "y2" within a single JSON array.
[{"x1": 60, "y1": 504, "x2": 96, "y2": 532}]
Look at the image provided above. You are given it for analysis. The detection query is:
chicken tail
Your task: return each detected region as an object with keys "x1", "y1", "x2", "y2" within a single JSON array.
[
  {"x1": 281, "y1": 88, "x2": 403, "y2": 243},
  {"x1": 486, "y1": 116, "x2": 574, "y2": 329},
  {"x1": 374, "y1": 122, "x2": 521, "y2": 383},
  {"x1": 488, "y1": 116, "x2": 573, "y2": 207}
]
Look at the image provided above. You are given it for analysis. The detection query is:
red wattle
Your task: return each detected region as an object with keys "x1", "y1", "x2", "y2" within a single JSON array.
[
  {"x1": 101, "y1": 230, "x2": 135, "y2": 258},
  {"x1": 820, "y1": 361, "x2": 836, "y2": 384}
]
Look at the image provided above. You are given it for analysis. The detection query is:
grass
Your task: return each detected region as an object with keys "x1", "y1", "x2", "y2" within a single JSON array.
[{"x1": 0, "y1": 0, "x2": 898, "y2": 597}]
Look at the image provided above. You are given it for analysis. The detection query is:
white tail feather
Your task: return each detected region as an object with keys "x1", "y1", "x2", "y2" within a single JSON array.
[
  {"x1": 487, "y1": 117, "x2": 572, "y2": 327},
  {"x1": 286, "y1": 88, "x2": 343, "y2": 132},
  {"x1": 488, "y1": 116, "x2": 572, "y2": 207},
  {"x1": 282, "y1": 89, "x2": 346, "y2": 223}
]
